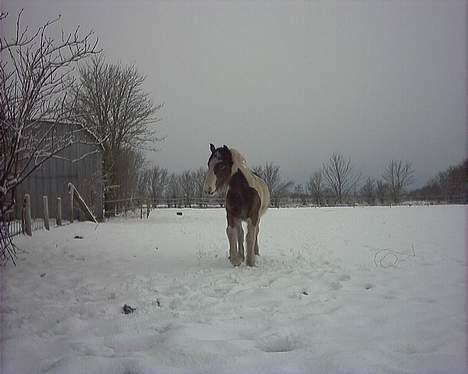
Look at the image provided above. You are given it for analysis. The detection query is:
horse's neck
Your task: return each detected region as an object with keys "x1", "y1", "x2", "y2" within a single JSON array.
[
  {"x1": 229, "y1": 149, "x2": 259, "y2": 191},
  {"x1": 230, "y1": 148, "x2": 246, "y2": 174}
]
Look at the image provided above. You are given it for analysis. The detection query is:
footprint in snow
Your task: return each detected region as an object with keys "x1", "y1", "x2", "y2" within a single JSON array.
[
  {"x1": 337, "y1": 274, "x2": 351, "y2": 282},
  {"x1": 256, "y1": 335, "x2": 302, "y2": 353}
]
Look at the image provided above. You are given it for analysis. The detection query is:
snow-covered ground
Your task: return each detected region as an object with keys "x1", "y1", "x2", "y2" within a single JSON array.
[{"x1": 1, "y1": 206, "x2": 466, "y2": 373}]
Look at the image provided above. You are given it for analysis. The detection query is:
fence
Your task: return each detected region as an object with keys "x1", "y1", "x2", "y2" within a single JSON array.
[
  {"x1": 105, "y1": 196, "x2": 226, "y2": 218},
  {"x1": 105, "y1": 193, "x2": 468, "y2": 219},
  {"x1": 7, "y1": 183, "x2": 99, "y2": 239}
]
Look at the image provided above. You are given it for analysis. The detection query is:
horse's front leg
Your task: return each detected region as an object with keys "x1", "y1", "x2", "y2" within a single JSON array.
[
  {"x1": 227, "y1": 218, "x2": 242, "y2": 267},
  {"x1": 255, "y1": 223, "x2": 260, "y2": 256},
  {"x1": 246, "y1": 219, "x2": 258, "y2": 267},
  {"x1": 237, "y1": 222, "x2": 245, "y2": 261}
]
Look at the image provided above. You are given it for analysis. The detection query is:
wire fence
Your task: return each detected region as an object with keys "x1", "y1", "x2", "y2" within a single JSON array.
[
  {"x1": 5, "y1": 208, "x2": 24, "y2": 238},
  {"x1": 104, "y1": 194, "x2": 468, "y2": 221},
  {"x1": 5, "y1": 203, "x2": 47, "y2": 239}
]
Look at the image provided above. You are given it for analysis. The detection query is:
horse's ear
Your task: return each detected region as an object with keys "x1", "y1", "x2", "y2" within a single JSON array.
[
  {"x1": 223, "y1": 145, "x2": 229, "y2": 151},
  {"x1": 210, "y1": 144, "x2": 216, "y2": 153}
]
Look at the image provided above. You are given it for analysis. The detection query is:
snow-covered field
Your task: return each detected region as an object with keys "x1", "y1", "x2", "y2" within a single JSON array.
[{"x1": 1, "y1": 206, "x2": 466, "y2": 373}]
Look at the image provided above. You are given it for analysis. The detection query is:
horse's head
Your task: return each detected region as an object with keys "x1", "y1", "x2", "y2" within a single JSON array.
[{"x1": 204, "y1": 143, "x2": 233, "y2": 195}]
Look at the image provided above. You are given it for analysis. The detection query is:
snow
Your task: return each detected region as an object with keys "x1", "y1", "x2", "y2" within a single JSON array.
[{"x1": 1, "y1": 206, "x2": 466, "y2": 373}]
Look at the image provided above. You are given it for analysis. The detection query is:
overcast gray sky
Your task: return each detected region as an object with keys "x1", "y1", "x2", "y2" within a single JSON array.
[{"x1": 3, "y1": 0, "x2": 466, "y2": 187}]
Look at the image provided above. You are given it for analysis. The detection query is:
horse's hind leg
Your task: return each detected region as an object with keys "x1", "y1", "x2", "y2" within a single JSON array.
[{"x1": 237, "y1": 222, "x2": 245, "y2": 261}]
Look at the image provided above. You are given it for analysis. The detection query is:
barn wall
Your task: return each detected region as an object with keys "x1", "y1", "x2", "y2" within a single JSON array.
[{"x1": 14, "y1": 124, "x2": 104, "y2": 222}]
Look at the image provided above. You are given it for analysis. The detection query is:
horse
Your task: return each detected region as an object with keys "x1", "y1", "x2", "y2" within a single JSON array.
[{"x1": 204, "y1": 144, "x2": 270, "y2": 266}]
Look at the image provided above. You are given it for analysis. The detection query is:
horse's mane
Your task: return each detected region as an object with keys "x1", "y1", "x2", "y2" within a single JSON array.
[{"x1": 230, "y1": 148, "x2": 247, "y2": 172}]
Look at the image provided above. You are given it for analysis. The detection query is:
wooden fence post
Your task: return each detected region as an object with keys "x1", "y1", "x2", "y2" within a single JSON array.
[
  {"x1": 43, "y1": 195, "x2": 50, "y2": 230},
  {"x1": 56, "y1": 197, "x2": 62, "y2": 226},
  {"x1": 23, "y1": 194, "x2": 32, "y2": 236}
]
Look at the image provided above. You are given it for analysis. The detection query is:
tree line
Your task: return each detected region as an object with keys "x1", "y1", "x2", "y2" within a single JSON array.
[{"x1": 113, "y1": 152, "x2": 466, "y2": 209}]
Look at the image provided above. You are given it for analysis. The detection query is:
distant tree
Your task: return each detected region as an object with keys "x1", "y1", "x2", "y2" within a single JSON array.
[
  {"x1": 179, "y1": 170, "x2": 195, "y2": 207},
  {"x1": 192, "y1": 167, "x2": 207, "y2": 203},
  {"x1": 292, "y1": 184, "x2": 307, "y2": 206},
  {"x1": 166, "y1": 174, "x2": 182, "y2": 207},
  {"x1": 137, "y1": 166, "x2": 150, "y2": 197},
  {"x1": 435, "y1": 170, "x2": 450, "y2": 201},
  {"x1": 253, "y1": 162, "x2": 293, "y2": 207},
  {"x1": 149, "y1": 166, "x2": 169, "y2": 204},
  {"x1": 138, "y1": 165, "x2": 169, "y2": 204},
  {"x1": 322, "y1": 154, "x2": 360, "y2": 204},
  {"x1": 444, "y1": 160, "x2": 467, "y2": 203},
  {"x1": 306, "y1": 170, "x2": 325, "y2": 206},
  {"x1": 383, "y1": 160, "x2": 414, "y2": 203},
  {"x1": 360, "y1": 177, "x2": 375, "y2": 205},
  {"x1": 375, "y1": 180, "x2": 388, "y2": 205},
  {"x1": 410, "y1": 159, "x2": 467, "y2": 203},
  {"x1": 0, "y1": 10, "x2": 99, "y2": 264}
]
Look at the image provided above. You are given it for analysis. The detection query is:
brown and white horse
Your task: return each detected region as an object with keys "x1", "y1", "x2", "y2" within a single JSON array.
[{"x1": 204, "y1": 144, "x2": 270, "y2": 266}]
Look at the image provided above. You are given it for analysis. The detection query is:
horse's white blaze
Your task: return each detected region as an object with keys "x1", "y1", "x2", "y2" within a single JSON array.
[{"x1": 204, "y1": 157, "x2": 220, "y2": 194}]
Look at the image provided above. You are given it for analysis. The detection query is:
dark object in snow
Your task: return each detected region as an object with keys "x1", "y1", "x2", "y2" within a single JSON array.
[
  {"x1": 40, "y1": 273, "x2": 46, "y2": 278},
  {"x1": 302, "y1": 291, "x2": 309, "y2": 296},
  {"x1": 176, "y1": 212, "x2": 183, "y2": 216},
  {"x1": 156, "y1": 299, "x2": 161, "y2": 307},
  {"x1": 74, "y1": 235, "x2": 84, "y2": 239},
  {"x1": 122, "y1": 304, "x2": 136, "y2": 314}
]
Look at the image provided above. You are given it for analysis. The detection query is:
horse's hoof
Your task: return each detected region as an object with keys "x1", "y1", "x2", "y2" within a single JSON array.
[{"x1": 230, "y1": 256, "x2": 243, "y2": 266}]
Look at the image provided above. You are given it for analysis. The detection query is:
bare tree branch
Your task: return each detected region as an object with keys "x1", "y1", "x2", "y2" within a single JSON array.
[
  {"x1": 0, "y1": 10, "x2": 99, "y2": 264},
  {"x1": 383, "y1": 160, "x2": 414, "y2": 203},
  {"x1": 306, "y1": 170, "x2": 325, "y2": 205},
  {"x1": 322, "y1": 153, "x2": 360, "y2": 204}
]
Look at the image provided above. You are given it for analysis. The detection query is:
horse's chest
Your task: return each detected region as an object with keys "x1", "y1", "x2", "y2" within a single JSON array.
[{"x1": 226, "y1": 188, "x2": 260, "y2": 221}]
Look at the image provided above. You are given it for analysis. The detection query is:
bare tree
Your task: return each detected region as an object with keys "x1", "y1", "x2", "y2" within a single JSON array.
[
  {"x1": 70, "y1": 55, "x2": 163, "y2": 199},
  {"x1": 360, "y1": 177, "x2": 375, "y2": 205},
  {"x1": 375, "y1": 180, "x2": 388, "y2": 205},
  {"x1": 383, "y1": 160, "x2": 414, "y2": 203},
  {"x1": 166, "y1": 173, "x2": 182, "y2": 207},
  {"x1": 292, "y1": 184, "x2": 307, "y2": 206},
  {"x1": 409, "y1": 159, "x2": 467, "y2": 204},
  {"x1": 0, "y1": 10, "x2": 99, "y2": 264},
  {"x1": 192, "y1": 167, "x2": 207, "y2": 203},
  {"x1": 306, "y1": 170, "x2": 325, "y2": 206},
  {"x1": 146, "y1": 165, "x2": 169, "y2": 205},
  {"x1": 253, "y1": 162, "x2": 293, "y2": 207},
  {"x1": 322, "y1": 153, "x2": 360, "y2": 204},
  {"x1": 179, "y1": 170, "x2": 196, "y2": 207}
]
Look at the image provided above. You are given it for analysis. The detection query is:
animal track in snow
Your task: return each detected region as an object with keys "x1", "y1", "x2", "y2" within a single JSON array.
[
  {"x1": 337, "y1": 274, "x2": 351, "y2": 282},
  {"x1": 256, "y1": 335, "x2": 302, "y2": 353}
]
